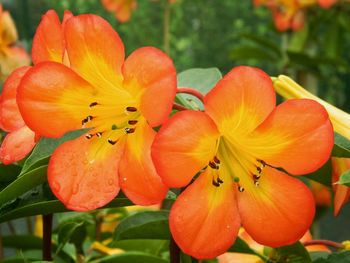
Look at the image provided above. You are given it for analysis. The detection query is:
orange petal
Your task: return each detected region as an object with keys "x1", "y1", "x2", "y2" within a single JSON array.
[
  {"x1": 252, "y1": 99, "x2": 333, "y2": 175},
  {"x1": 332, "y1": 157, "x2": 350, "y2": 216},
  {"x1": 119, "y1": 119, "x2": 168, "y2": 205},
  {"x1": 114, "y1": 0, "x2": 137, "y2": 23},
  {"x1": 122, "y1": 47, "x2": 176, "y2": 127},
  {"x1": 64, "y1": 14, "x2": 125, "y2": 90},
  {"x1": 32, "y1": 10, "x2": 66, "y2": 64},
  {"x1": 17, "y1": 62, "x2": 98, "y2": 138},
  {"x1": 48, "y1": 135, "x2": 124, "y2": 211},
  {"x1": 170, "y1": 170, "x2": 240, "y2": 259},
  {"x1": 0, "y1": 66, "x2": 30, "y2": 132},
  {"x1": 0, "y1": 47, "x2": 30, "y2": 80},
  {"x1": 237, "y1": 167, "x2": 315, "y2": 247},
  {"x1": 204, "y1": 66, "x2": 275, "y2": 137},
  {"x1": 152, "y1": 110, "x2": 219, "y2": 188},
  {"x1": 0, "y1": 125, "x2": 36, "y2": 164}
]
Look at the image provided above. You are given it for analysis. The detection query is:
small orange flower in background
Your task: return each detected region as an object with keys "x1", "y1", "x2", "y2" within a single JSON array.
[
  {"x1": 17, "y1": 14, "x2": 176, "y2": 211},
  {"x1": 0, "y1": 5, "x2": 29, "y2": 80},
  {"x1": 332, "y1": 158, "x2": 350, "y2": 216},
  {"x1": 101, "y1": 0, "x2": 137, "y2": 23},
  {"x1": 152, "y1": 66, "x2": 333, "y2": 259},
  {"x1": 317, "y1": 0, "x2": 337, "y2": 8},
  {"x1": 0, "y1": 10, "x2": 72, "y2": 164}
]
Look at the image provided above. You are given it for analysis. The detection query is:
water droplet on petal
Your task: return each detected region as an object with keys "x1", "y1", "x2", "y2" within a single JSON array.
[
  {"x1": 108, "y1": 179, "x2": 114, "y2": 185},
  {"x1": 89, "y1": 159, "x2": 95, "y2": 164},
  {"x1": 123, "y1": 177, "x2": 127, "y2": 182},
  {"x1": 52, "y1": 182, "x2": 61, "y2": 191}
]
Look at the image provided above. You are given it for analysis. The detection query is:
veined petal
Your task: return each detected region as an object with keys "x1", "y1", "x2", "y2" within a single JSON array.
[
  {"x1": 170, "y1": 170, "x2": 240, "y2": 259},
  {"x1": 122, "y1": 47, "x2": 176, "y2": 127},
  {"x1": 17, "y1": 62, "x2": 98, "y2": 138},
  {"x1": 48, "y1": 135, "x2": 124, "y2": 211},
  {"x1": 237, "y1": 167, "x2": 315, "y2": 247},
  {"x1": 65, "y1": 14, "x2": 125, "y2": 91},
  {"x1": 0, "y1": 66, "x2": 30, "y2": 132},
  {"x1": 152, "y1": 110, "x2": 219, "y2": 188},
  {"x1": 204, "y1": 66, "x2": 276, "y2": 137},
  {"x1": 251, "y1": 99, "x2": 333, "y2": 175},
  {"x1": 0, "y1": 125, "x2": 36, "y2": 164},
  {"x1": 32, "y1": 10, "x2": 66, "y2": 64},
  {"x1": 119, "y1": 118, "x2": 168, "y2": 205}
]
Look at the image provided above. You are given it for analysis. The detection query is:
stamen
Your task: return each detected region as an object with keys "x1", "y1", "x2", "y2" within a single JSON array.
[
  {"x1": 107, "y1": 139, "x2": 118, "y2": 145},
  {"x1": 126, "y1": 106, "x2": 137, "y2": 112},
  {"x1": 85, "y1": 134, "x2": 93, "y2": 139},
  {"x1": 209, "y1": 161, "x2": 217, "y2": 169},
  {"x1": 125, "y1": 128, "x2": 135, "y2": 134},
  {"x1": 258, "y1": 159, "x2": 266, "y2": 167},
  {"x1": 217, "y1": 177, "x2": 224, "y2": 184},
  {"x1": 89, "y1": 102, "x2": 98, "y2": 107},
  {"x1": 253, "y1": 174, "x2": 261, "y2": 180},
  {"x1": 213, "y1": 156, "x2": 221, "y2": 164},
  {"x1": 256, "y1": 166, "x2": 262, "y2": 174},
  {"x1": 254, "y1": 180, "x2": 260, "y2": 187},
  {"x1": 96, "y1": 132, "x2": 103, "y2": 138},
  {"x1": 238, "y1": 186, "x2": 245, "y2": 192},
  {"x1": 128, "y1": 120, "x2": 138, "y2": 125},
  {"x1": 82, "y1": 115, "x2": 94, "y2": 126},
  {"x1": 212, "y1": 179, "x2": 220, "y2": 187}
]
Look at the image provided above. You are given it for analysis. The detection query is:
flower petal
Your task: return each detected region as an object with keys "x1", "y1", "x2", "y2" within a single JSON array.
[
  {"x1": 204, "y1": 66, "x2": 276, "y2": 137},
  {"x1": 0, "y1": 47, "x2": 30, "y2": 80},
  {"x1": 32, "y1": 10, "x2": 65, "y2": 64},
  {"x1": 17, "y1": 62, "x2": 98, "y2": 138},
  {"x1": 332, "y1": 157, "x2": 350, "y2": 216},
  {"x1": 170, "y1": 170, "x2": 240, "y2": 259},
  {"x1": 152, "y1": 110, "x2": 219, "y2": 188},
  {"x1": 237, "y1": 167, "x2": 315, "y2": 247},
  {"x1": 119, "y1": 118, "x2": 168, "y2": 205},
  {"x1": 0, "y1": 66, "x2": 30, "y2": 132},
  {"x1": 251, "y1": 99, "x2": 333, "y2": 175},
  {"x1": 0, "y1": 125, "x2": 36, "y2": 164},
  {"x1": 122, "y1": 47, "x2": 176, "y2": 127},
  {"x1": 0, "y1": 9, "x2": 18, "y2": 45},
  {"x1": 48, "y1": 135, "x2": 123, "y2": 211},
  {"x1": 65, "y1": 14, "x2": 125, "y2": 90}
]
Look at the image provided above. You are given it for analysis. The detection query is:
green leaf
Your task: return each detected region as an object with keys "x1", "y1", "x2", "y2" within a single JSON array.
[
  {"x1": 312, "y1": 251, "x2": 350, "y2": 263},
  {"x1": 112, "y1": 239, "x2": 169, "y2": 256},
  {"x1": 0, "y1": 165, "x2": 47, "y2": 207},
  {"x1": 332, "y1": 133, "x2": 350, "y2": 158},
  {"x1": 303, "y1": 160, "x2": 332, "y2": 187},
  {"x1": 337, "y1": 169, "x2": 350, "y2": 187},
  {"x1": 2, "y1": 235, "x2": 42, "y2": 250},
  {"x1": 89, "y1": 252, "x2": 168, "y2": 263},
  {"x1": 176, "y1": 68, "x2": 222, "y2": 109},
  {"x1": 274, "y1": 242, "x2": 311, "y2": 263},
  {"x1": 56, "y1": 221, "x2": 85, "y2": 255},
  {"x1": 230, "y1": 46, "x2": 278, "y2": 62},
  {"x1": 0, "y1": 164, "x2": 21, "y2": 190},
  {"x1": 114, "y1": 211, "x2": 170, "y2": 241},
  {"x1": 228, "y1": 237, "x2": 257, "y2": 255},
  {"x1": 20, "y1": 129, "x2": 87, "y2": 175},
  {"x1": 240, "y1": 33, "x2": 281, "y2": 56}
]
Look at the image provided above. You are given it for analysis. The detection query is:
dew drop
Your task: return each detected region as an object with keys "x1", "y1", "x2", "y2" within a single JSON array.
[
  {"x1": 52, "y1": 181, "x2": 61, "y2": 191},
  {"x1": 226, "y1": 225, "x2": 230, "y2": 229},
  {"x1": 108, "y1": 179, "x2": 114, "y2": 185},
  {"x1": 123, "y1": 177, "x2": 127, "y2": 182},
  {"x1": 89, "y1": 159, "x2": 95, "y2": 164}
]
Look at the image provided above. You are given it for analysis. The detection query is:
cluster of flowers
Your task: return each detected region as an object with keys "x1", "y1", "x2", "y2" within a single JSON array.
[
  {"x1": 0, "y1": 8, "x2": 349, "y2": 259},
  {"x1": 254, "y1": 0, "x2": 345, "y2": 31}
]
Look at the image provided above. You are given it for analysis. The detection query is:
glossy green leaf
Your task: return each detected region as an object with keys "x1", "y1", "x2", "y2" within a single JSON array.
[
  {"x1": 228, "y1": 237, "x2": 258, "y2": 255},
  {"x1": 112, "y1": 239, "x2": 169, "y2": 256},
  {"x1": 303, "y1": 160, "x2": 332, "y2": 187},
  {"x1": 332, "y1": 133, "x2": 350, "y2": 158},
  {"x1": 0, "y1": 165, "x2": 47, "y2": 206},
  {"x1": 0, "y1": 164, "x2": 21, "y2": 190},
  {"x1": 312, "y1": 251, "x2": 350, "y2": 263},
  {"x1": 114, "y1": 211, "x2": 170, "y2": 241},
  {"x1": 176, "y1": 68, "x2": 222, "y2": 110},
  {"x1": 337, "y1": 169, "x2": 350, "y2": 187},
  {"x1": 89, "y1": 252, "x2": 168, "y2": 263},
  {"x1": 56, "y1": 221, "x2": 84, "y2": 255},
  {"x1": 274, "y1": 242, "x2": 311, "y2": 263},
  {"x1": 20, "y1": 129, "x2": 87, "y2": 175}
]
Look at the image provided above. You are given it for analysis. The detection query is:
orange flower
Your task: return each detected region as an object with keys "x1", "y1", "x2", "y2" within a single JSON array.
[
  {"x1": 317, "y1": 0, "x2": 337, "y2": 8},
  {"x1": 0, "y1": 5, "x2": 30, "y2": 80},
  {"x1": 309, "y1": 180, "x2": 331, "y2": 207},
  {"x1": 0, "y1": 10, "x2": 72, "y2": 164},
  {"x1": 332, "y1": 157, "x2": 350, "y2": 216},
  {"x1": 17, "y1": 14, "x2": 176, "y2": 211},
  {"x1": 101, "y1": 0, "x2": 137, "y2": 23},
  {"x1": 152, "y1": 66, "x2": 333, "y2": 259}
]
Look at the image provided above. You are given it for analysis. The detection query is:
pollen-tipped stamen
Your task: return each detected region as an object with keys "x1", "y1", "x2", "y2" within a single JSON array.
[
  {"x1": 126, "y1": 106, "x2": 137, "y2": 112},
  {"x1": 85, "y1": 134, "x2": 93, "y2": 139},
  {"x1": 125, "y1": 127, "x2": 136, "y2": 134},
  {"x1": 96, "y1": 132, "x2": 103, "y2": 138},
  {"x1": 107, "y1": 138, "x2": 118, "y2": 145},
  {"x1": 128, "y1": 120, "x2": 138, "y2": 125},
  {"x1": 89, "y1": 102, "x2": 99, "y2": 107}
]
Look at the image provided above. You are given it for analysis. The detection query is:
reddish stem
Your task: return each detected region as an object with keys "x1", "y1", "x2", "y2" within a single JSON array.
[
  {"x1": 177, "y1": 87, "x2": 204, "y2": 102},
  {"x1": 303, "y1": 240, "x2": 344, "y2": 249},
  {"x1": 42, "y1": 214, "x2": 53, "y2": 261},
  {"x1": 173, "y1": 103, "x2": 188, "y2": 111}
]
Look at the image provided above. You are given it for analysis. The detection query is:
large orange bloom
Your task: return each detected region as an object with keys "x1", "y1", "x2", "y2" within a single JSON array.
[
  {"x1": 0, "y1": 5, "x2": 29, "y2": 80},
  {"x1": 17, "y1": 14, "x2": 176, "y2": 211},
  {"x1": 152, "y1": 66, "x2": 333, "y2": 259},
  {"x1": 0, "y1": 10, "x2": 71, "y2": 164}
]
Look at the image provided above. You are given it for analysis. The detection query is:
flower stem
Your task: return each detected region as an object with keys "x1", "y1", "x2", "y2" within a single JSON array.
[
  {"x1": 170, "y1": 236, "x2": 181, "y2": 263},
  {"x1": 173, "y1": 103, "x2": 188, "y2": 111},
  {"x1": 42, "y1": 214, "x2": 53, "y2": 261},
  {"x1": 177, "y1": 87, "x2": 204, "y2": 102},
  {"x1": 303, "y1": 239, "x2": 344, "y2": 249}
]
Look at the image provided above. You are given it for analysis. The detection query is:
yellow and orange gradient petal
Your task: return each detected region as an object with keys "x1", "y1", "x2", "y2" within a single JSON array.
[
  {"x1": 152, "y1": 66, "x2": 333, "y2": 259},
  {"x1": 18, "y1": 14, "x2": 176, "y2": 210}
]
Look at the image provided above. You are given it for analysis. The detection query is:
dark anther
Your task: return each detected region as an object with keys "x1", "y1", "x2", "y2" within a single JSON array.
[
  {"x1": 212, "y1": 179, "x2": 220, "y2": 187},
  {"x1": 128, "y1": 120, "x2": 138, "y2": 125},
  {"x1": 253, "y1": 174, "x2": 261, "y2": 180},
  {"x1": 209, "y1": 161, "x2": 217, "y2": 169},
  {"x1": 108, "y1": 139, "x2": 117, "y2": 145},
  {"x1": 217, "y1": 177, "x2": 224, "y2": 184},
  {"x1": 89, "y1": 102, "x2": 98, "y2": 107},
  {"x1": 258, "y1": 159, "x2": 266, "y2": 167},
  {"x1": 238, "y1": 186, "x2": 245, "y2": 192},
  {"x1": 214, "y1": 156, "x2": 220, "y2": 164},
  {"x1": 85, "y1": 134, "x2": 93, "y2": 139},
  {"x1": 126, "y1": 106, "x2": 137, "y2": 112},
  {"x1": 125, "y1": 128, "x2": 136, "y2": 134},
  {"x1": 96, "y1": 132, "x2": 103, "y2": 138},
  {"x1": 254, "y1": 180, "x2": 260, "y2": 187},
  {"x1": 82, "y1": 118, "x2": 88, "y2": 126},
  {"x1": 257, "y1": 167, "x2": 262, "y2": 173}
]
